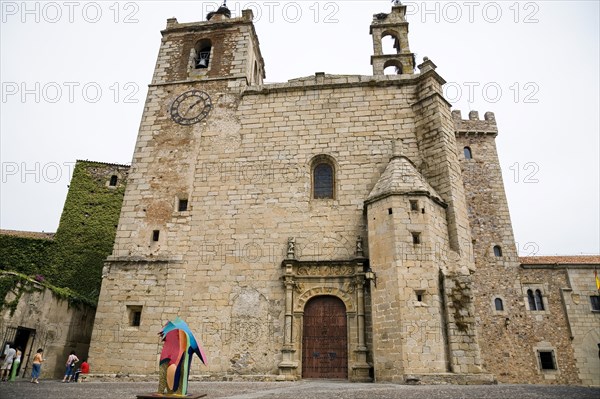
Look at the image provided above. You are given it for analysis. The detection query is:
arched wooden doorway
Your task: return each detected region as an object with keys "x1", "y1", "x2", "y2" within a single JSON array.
[{"x1": 302, "y1": 295, "x2": 348, "y2": 379}]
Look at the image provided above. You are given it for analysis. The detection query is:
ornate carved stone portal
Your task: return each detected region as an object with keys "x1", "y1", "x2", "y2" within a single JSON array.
[{"x1": 278, "y1": 259, "x2": 372, "y2": 382}]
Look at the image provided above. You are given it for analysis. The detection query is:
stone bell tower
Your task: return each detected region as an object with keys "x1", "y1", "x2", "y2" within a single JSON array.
[
  {"x1": 152, "y1": 5, "x2": 264, "y2": 88},
  {"x1": 89, "y1": 5, "x2": 266, "y2": 374},
  {"x1": 370, "y1": 4, "x2": 416, "y2": 75}
]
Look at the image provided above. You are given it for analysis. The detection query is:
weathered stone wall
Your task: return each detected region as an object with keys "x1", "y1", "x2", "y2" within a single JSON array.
[
  {"x1": 0, "y1": 274, "x2": 96, "y2": 379},
  {"x1": 515, "y1": 267, "x2": 580, "y2": 383},
  {"x1": 92, "y1": 73, "x2": 434, "y2": 378},
  {"x1": 456, "y1": 112, "x2": 583, "y2": 385},
  {"x1": 154, "y1": 11, "x2": 263, "y2": 86},
  {"x1": 558, "y1": 267, "x2": 600, "y2": 386},
  {"x1": 367, "y1": 193, "x2": 452, "y2": 381}
]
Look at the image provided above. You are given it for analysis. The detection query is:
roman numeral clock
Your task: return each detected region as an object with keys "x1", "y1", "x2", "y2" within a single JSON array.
[{"x1": 170, "y1": 89, "x2": 212, "y2": 125}]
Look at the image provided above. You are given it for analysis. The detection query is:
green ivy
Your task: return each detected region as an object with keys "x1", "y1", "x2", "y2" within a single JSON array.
[
  {"x1": 49, "y1": 161, "x2": 126, "y2": 303},
  {"x1": 0, "y1": 161, "x2": 127, "y2": 305},
  {"x1": 0, "y1": 273, "x2": 25, "y2": 315},
  {"x1": 0, "y1": 235, "x2": 54, "y2": 276}
]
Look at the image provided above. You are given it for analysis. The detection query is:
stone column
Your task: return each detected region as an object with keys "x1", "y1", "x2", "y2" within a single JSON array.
[
  {"x1": 278, "y1": 264, "x2": 297, "y2": 380},
  {"x1": 352, "y1": 263, "x2": 372, "y2": 381}
]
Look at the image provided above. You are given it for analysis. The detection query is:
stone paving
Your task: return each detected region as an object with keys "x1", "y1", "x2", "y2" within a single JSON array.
[{"x1": 0, "y1": 380, "x2": 599, "y2": 399}]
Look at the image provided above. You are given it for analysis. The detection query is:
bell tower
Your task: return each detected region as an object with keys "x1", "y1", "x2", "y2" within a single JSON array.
[
  {"x1": 370, "y1": 3, "x2": 415, "y2": 76},
  {"x1": 152, "y1": 4, "x2": 265, "y2": 88},
  {"x1": 89, "y1": 4, "x2": 267, "y2": 373}
]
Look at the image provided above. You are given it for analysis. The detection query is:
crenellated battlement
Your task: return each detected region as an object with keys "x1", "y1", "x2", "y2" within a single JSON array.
[{"x1": 453, "y1": 110, "x2": 498, "y2": 136}]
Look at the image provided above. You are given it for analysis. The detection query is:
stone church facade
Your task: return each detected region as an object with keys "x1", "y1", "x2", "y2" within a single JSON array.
[{"x1": 88, "y1": 5, "x2": 599, "y2": 385}]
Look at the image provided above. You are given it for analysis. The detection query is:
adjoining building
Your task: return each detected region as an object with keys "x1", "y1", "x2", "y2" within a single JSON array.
[{"x1": 0, "y1": 160, "x2": 129, "y2": 378}]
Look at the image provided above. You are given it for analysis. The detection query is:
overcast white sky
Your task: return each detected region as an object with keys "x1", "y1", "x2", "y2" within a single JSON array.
[{"x1": 1, "y1": 0, "x2": 598, "y2": 256}]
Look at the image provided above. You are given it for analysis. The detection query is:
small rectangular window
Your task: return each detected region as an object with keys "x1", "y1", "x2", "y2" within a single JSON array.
[
  {"x1": 411, "y1": 232, "x2": 421, "y2": 245},
  {"x1": 109, "y1": 175, "x2": 118, "y2": 186},
  {"x1": 388, "y1": 208, "x2": 393, "y2": 215},
  {"x1": 127, "y1": 305, "x2": 142, "y2": 327},
  {"x1": 410, "y1": 200, "x2": 418, "y2": 211},
  {"x1": 178, "y1": 199, "x2": 188, "y2": 212},
  {"x1": 591, "y1": 296, "x2": 600, "y2": 311},
  {"x1": 538, "y1": 351, "x2": 557, "y2": 370},
  {"x1": 152, "y1": 230, "x2": 160, "y2": 242},
  {"x1": 416, "y1": 291, "x2": 424, "y2": 302}
]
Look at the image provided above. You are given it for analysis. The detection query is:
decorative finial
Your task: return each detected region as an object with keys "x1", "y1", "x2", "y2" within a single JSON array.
[{"x1": 392, "y1": 0, "x2": 402, "y2": 5}]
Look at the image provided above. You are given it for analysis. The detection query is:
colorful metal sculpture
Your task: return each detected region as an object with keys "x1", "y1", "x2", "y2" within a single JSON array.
[{"x1": 157, "y1": 318, "x2": 207, "y2": 396}]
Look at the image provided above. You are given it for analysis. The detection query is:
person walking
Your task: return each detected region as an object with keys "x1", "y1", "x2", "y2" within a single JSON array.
[
  {"x1": 8, "y1": 347, "x2": 21, "y2": 381},
  {"x1": 62, "y1": 351, "x2": 79, "y2": 383},
  {"x1": 30, "y1": 348, "x2": 44, "y2": 383},
  {"x1": 0, "y1": 343, "x2": 16, "y2": 381}
]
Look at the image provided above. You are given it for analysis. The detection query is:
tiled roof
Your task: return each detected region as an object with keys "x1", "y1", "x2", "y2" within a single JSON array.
[
  {"x1": 0, "y1": 229, "x2": 55, "y2": 240},
  {"x1": 520, "y1": 255, "x2": 600, "y2": 265},
  {"x1": 76, "y1": 159, "x2": 130, "y2": 168}
]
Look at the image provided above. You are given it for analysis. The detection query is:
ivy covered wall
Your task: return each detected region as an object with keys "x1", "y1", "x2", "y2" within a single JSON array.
[
  {"x1": 50, "y1": 161, "x2": 129, "y2": 302},
  {"x1": 0, "y1": 233, "x2": 55, "y2": 277},
  {"x1": 0, "y1": 160, "x2": 129, "y2": 304}
]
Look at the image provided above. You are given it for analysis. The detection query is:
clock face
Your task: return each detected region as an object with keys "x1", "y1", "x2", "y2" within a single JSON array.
[{"x1": 170, "y1": 90, "x2": 212, "y2": 125}]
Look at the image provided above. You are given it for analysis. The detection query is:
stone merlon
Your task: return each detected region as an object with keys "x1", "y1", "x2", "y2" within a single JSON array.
[{"x1": 452, "y1": 110, "x2": 498, "y2": 136}]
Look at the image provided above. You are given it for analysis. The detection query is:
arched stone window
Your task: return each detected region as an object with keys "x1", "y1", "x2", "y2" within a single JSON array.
[
  {"x1": 494, "y1": 298, "x2": 504, "y2": 311},
  {"x1": 464, "y1": 146, "x2": 472, "y2": 160},
  {"x1": 194, "y1": 39, "x2": 212, "y2": 69},
  {"x1": 312, "y1": 156, "x2": 335, "y2": 199},
  {"x1": 493, "y1": 245, "x2": 502, "y2": 257},
  {"x1": 381, "y1": 31, "x2": 400, "y2": 55},
  {"x1": 383, "y1": 59, "x2": 402, "y2": 75},
  {"x1": 527, "y1": 289, "x2": 545, "y2": 311}
]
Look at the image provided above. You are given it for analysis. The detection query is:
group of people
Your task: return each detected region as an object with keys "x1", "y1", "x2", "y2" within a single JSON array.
[
  {"x1": 0, "y1": 343, "x2": 21, "y2": 381},
  {"x1": 0, "y1": 344, "x2": 89, "y2": 383}
]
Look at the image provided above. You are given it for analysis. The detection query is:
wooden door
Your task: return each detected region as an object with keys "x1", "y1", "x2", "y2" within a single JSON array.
[{"x1": 302, "y1": 296, "x2": 348, "y2": 379}]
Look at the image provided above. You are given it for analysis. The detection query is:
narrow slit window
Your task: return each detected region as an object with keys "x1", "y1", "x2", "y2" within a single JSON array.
[
  {"x1": 527, "y1": 289, "x2": 537, "y2": 310},
  {"x1": 109, "y1": 175, "x2": 118, "y2": 186},
  {"x1": 388, "y1": 208, "x2": 393, "y2": 215},
  {"x1": 534, "y1": 289, "x2": 545, "y2": 311},
  {"x1": 411, "y1": 232, "x2": 421, "y2": 245},
  {"x1": 591, "y1": 295, "x2": 600, "y2": 311},
  {"x1": 152, "y1": 230, "x2": 160, "y2": 242}
]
